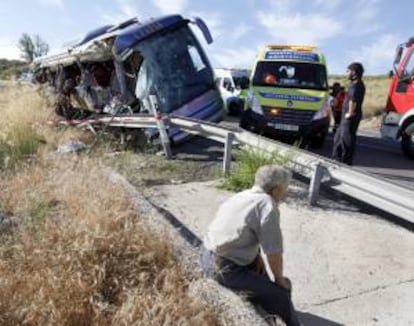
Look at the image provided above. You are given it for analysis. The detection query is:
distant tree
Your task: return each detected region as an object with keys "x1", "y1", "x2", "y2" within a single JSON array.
[
  {"x1": 18, "y1": 33, "x2": 49, "y2": 63},
  {"x1": 18, "y1": 34, "x2": 34, "y2": 62}
]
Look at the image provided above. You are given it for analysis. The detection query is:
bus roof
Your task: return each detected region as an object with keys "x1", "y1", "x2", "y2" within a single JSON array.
[{"x1": 113, "y1": 15, "x2": 187, "y2": 59}]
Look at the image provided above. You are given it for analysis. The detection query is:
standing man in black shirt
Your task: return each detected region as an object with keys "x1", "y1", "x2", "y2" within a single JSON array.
[{"x1": 332, "y1": 62, "x2": 366, "y2": 165}]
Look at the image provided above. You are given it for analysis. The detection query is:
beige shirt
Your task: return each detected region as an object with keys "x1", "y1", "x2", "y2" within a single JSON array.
[{"x1": 204, "y1": 186, "x2": 283, "y2": 265}]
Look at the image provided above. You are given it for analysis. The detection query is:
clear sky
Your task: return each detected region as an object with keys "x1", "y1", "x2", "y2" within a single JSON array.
[{"x1": 0, "y1": 0, "x2": 412, "y2": 75}]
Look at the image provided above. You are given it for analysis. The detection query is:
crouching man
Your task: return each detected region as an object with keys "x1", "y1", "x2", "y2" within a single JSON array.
[{"x1": 202, "y1": 165, "x2": 300, "y2": 326}]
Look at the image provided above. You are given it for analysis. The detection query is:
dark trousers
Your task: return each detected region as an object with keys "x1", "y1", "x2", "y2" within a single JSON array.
[
  {"x1": 201, "y1": 249, "x2": 300, "y2": 326},
  {"x1": 332, "y1": 110, "x2": 342, "y2": 133},
  {"x1": 332, "y1": 116, "x2": 360, "y2": 165}
]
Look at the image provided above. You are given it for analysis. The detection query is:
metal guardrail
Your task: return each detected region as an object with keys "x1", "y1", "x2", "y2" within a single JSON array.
[
  {"x1": 327, "y1": 167, "x2": 414, "y2": 220},
  {"x1": 62, "y1": 114, "x2": 414, "y2": 223},
  {"x1": 235, "y1": 128, "x2": 414, "y2": 222}
]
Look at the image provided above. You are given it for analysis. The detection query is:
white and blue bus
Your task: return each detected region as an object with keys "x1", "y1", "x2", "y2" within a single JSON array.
[{"x1": 32, "y1": 15, "x2": 224, "y2": 143}]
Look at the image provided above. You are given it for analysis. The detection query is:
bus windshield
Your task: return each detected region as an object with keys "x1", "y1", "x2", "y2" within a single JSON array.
[
  {"x1": 252, "y1": 61, "x2": 328, "y2": 91},
  {"x1": 133, "y1": 25, "x2": 214, "y2": 113}
]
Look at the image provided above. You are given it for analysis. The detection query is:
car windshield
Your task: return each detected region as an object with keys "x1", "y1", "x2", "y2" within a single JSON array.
[
  {"x1": 402, "y1": 51, "x2": 414, "y2": 77},
  {"x1": 252, "y1": 61, "x2": 328, "y2": 91},
  {"x1": 231, "y1": 71, "x2": 250, "y2": 89},
  {"x1": 133, "y1": 25, "x2": 214, "y2": 113}
]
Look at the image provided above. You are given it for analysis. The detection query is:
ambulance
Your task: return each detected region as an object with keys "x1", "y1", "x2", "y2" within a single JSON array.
[{"x1": 240, "y1": 45, "x2": 330, "y2": 147}]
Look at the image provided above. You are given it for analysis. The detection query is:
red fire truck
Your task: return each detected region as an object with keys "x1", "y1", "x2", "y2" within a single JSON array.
[{"x1": 381, "y1": 37, "x2": 414, "y2": 159}]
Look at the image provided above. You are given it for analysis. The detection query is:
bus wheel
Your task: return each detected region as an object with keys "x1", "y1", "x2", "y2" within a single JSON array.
[{"x1": 401, "y1": 125, "x2": 414, "y2": 159}]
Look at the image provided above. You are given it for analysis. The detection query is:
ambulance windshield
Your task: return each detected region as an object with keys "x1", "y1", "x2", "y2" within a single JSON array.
[{"x1": 252, "y1": 61, "x2": 328, "y2": 91}]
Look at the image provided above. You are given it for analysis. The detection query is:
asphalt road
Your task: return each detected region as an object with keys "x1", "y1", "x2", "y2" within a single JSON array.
[{"x1": 311, "y1": 129, "x2": 414, "y2": 190}]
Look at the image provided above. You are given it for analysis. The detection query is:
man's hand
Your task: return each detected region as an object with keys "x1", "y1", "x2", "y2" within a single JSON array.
[
  {"x1": 255, "y1": 254, "x2": 266, "y2": 275},
  {"x1": 345, "y1": 112, "x2": 353, "y2": 119},
  {"x1": 275, "y1": 276, "x2": 292, "y2": 290},
  {"x1": 346, "y1": 99, "x2": 357, "y2": 119}
]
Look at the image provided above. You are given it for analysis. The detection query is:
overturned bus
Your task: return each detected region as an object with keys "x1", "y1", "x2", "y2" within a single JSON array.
[{"x1": 32, "y1": 15, "x2": 224, "y2": 143}]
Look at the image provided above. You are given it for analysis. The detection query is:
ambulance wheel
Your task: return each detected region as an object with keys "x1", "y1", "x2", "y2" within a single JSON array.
[
  {"x1": 310, "y1": 132, "x2": 327, "y2": 149},
  {"x1": 239, "y1": 111, "x2": 251, "y2": 130},
  {"x1": 401, "y1": 124, "x2": 414, "y2": 159},
  {"x1": 228, "y1": 102, "x2": 239, "y2": 116}
]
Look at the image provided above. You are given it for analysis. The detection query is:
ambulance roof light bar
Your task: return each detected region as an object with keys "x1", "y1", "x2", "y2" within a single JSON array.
[{"x1": 266, "y1": 45, "x2": 318, "y2": 52}]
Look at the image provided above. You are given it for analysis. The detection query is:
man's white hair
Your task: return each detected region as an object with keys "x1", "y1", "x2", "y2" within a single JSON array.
[{"x1": 254, "y1": 165, "x2": 291, "y2": 194}]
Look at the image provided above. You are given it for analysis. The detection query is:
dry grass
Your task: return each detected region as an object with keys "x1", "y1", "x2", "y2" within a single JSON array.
[
  {"x1": 0, "y1": 83, "x2": 47, "y2": 168},
  {"x1": 0, "y1": 157, "x2": 220, "y2": 325},
  {"x1": 363, "y1": 77, "x2": 392, "y2": 118},
  {"x1": 0, "y1": 83, "x2": 223, "y2": 325},
  {"x1": 329, "y1": 76, "x2": 391, "y2": 118},
  {"x1": 0, "y1": 82, "x2": 98, "y2": 168}
]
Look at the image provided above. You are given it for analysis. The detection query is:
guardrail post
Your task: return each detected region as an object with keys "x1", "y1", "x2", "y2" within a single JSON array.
[
  {"x1": 149, "y1": 95, "x2": 172, "y2": 158},
  {"x1": 223, "y1": 132, "x2": 234, "y2": 176},
  {"x1": 309, "y1": 162, "x2": 324, "y2": 205}
]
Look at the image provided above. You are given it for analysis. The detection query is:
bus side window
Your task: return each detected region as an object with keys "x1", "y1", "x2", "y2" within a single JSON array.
[{"x1": 187, "y1": 45, "x2": 206, "y2": 72}]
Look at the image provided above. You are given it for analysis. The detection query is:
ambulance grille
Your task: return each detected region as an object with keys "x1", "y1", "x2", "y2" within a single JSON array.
[{"x1": 263, "y1": 107, "x2": 316, "y2": 126}]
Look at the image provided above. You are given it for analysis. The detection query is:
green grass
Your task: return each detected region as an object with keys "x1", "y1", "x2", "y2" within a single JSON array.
[
  {"x1": 28, "y1": 199, "x2": 56, "y2": 223},
  {"x1": 105, "y1": 151, "x2": 221, "y2": 188},
  {"x1": 221, "y1": 146, "x2": 291, "y2": 192}
]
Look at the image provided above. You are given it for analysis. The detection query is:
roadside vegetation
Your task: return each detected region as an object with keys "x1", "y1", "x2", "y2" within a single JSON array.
[
  {"x1": 0, "y1": 82, "x2": 224, "y2": 324},
  {"x1": 221, "y1": 146, "x2": 291, "y2": 192},
  {"x1": 0, "y1": 59, "x2": 27, "y2": 80},
  {"x1": 0, "y1": 82, "x2": 48, "y2": 169},
  {"x1": 0, "y1": 158, "x2": 218, "y2": 324}
]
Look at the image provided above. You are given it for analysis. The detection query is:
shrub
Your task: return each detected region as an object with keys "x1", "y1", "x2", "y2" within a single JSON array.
[{"x1": 221, "y1": 146, "x2": 291, "y2": 192}]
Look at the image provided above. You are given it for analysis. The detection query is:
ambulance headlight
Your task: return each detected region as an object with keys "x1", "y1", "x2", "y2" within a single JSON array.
[{"x1": 312, "y1": 100, "x2": 329, "y2": 121}]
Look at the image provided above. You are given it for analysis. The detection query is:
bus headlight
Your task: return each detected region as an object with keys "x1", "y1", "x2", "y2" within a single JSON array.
[{"x1": 248, "y1": 92, "x2": 264, "y2": 115}]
